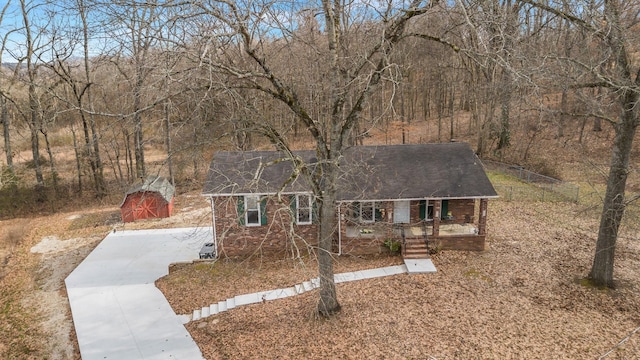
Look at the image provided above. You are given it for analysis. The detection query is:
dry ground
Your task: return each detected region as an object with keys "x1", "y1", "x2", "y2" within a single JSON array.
[
  {"x1": 2, "y1": 116, "x2": 639, "y2": 358},
  {"x1": 2, "y1": 181, "x2": 640, "y2": 359},
  {"x1": 158, "y1": 200, "x2": 640, "y2": 359},
  {"x1": 0, "y1": 193, "x2": 212, "y2": 359}
]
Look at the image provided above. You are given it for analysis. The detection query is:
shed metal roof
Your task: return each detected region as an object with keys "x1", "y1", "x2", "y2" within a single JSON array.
[
  {"x1": 121, "y1": 176, "x2": 175, "y2": 206},
  {"x1": 202, "y1": 143, "x2": 498, "y2": 201}
]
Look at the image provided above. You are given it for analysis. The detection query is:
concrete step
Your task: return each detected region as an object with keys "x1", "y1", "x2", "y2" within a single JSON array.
[
  {"x1": 180, "y1": 264, "x2": 437, "y2": 324},
  {"x1": 403, "y1": 253, "x2": 430, "y2": 259}
]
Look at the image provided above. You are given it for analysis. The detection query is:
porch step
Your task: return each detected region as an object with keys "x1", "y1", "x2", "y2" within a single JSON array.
[{"x1": 403, "y1": 238, "x2": 429, "y2": 259}]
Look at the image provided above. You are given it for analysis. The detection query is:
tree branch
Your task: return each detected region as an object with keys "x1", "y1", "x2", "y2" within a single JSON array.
[{"x1": 407, "y1": 33, "x2": 460, "y2": 52}]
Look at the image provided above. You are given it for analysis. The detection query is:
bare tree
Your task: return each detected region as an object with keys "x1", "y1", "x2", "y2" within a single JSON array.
[
  {"x1": 520, "y1": 0, "x2": 640, "y2": 287},
  {"x1": 96, "y1": 0, "x2": 168, "y2": 179},
  {"x1": 17, "y1": 0, "x2": 50, "y2": 196},
  {"x1": 76, "y1": 0, "x2": 106, "y2": 195},
  {"x1": 0, "y1": 0, "x2": 16, "y2": 177},
  {"x1": 179, "y1": 0, "x2": 458, "y2": 316}
]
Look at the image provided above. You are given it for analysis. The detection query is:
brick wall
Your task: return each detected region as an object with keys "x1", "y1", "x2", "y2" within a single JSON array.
[
  {"x1": 446, "y1": 199, "x2": 476, "y2": 224},
  {"x1": 213, "y1": 196, "x2": 487, "y2": 257},
  {"x1": 430, "y1": 235, "x2": 486, "y2": 251},
  {"x1": 213, "y1": 196, "x2": 318, "y2": 258}
]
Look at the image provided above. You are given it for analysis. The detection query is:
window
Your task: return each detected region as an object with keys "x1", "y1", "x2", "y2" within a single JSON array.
[
  {"x1": 419, "y1": 200, "x2": 434, "y2": 221},
  {"x1": 296, "y1": 194, "x2": 312, "y2": 225},
  {"x1": 352, "y1": 201, "x2": 379, "y2": 223},
  {"x1": 245, "y1": 195, "x2": 261, "y2": 226},
  {"x1": 361, "y1": 202, "x2": 375, "y2": 223},
  {"x1": 238, "y1": 195, "x2": 267, "y2": 226}
]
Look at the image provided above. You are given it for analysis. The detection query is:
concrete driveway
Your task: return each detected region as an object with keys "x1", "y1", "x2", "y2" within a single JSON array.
[{"x1": 65, "y1": 227, "x2": 211, "y2": 360}]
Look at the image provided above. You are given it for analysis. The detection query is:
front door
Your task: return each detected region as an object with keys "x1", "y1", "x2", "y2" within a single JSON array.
[{"x1": 393, "y1": 200, "x2": 410, "y2": 224}]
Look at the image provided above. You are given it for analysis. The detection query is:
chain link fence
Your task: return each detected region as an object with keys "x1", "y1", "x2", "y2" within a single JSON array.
[{"x1": 482, "y1": 160, "x2": 580, "y2": 203}]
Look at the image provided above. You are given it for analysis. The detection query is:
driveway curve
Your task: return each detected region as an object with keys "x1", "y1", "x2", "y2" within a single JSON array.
[{"x1": 65, "y1": 227, "x2": 211, "y2": 360}]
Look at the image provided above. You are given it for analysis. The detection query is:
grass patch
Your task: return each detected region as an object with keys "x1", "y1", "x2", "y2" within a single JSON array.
[
  {"x1": 463, "y1": 268, "x2": 492, "y2": 282},
  {"x1": 67, "y1": 211, "x2": 120, "y2": 231},
  {"x1": 2, "y1": 223, "x2": 27, "y2": 252},
  {"x1": 488, "y1": 170, "x2": 580, "y2": 203},
  {"x1": 576, "y1": 277, "x2": 611, "y2": 292}
]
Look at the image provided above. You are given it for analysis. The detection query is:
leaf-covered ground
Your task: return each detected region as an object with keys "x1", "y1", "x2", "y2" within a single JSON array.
[{"x1": 159, "y1": 200, "x2": 640, "y2": 359}]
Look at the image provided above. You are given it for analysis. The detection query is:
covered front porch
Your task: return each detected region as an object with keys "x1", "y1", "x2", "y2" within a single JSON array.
[{"x1": 337, "y1": 198, "x2": 490, "y2": 257}]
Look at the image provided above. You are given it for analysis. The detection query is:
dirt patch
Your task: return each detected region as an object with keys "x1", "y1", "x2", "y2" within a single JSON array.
[
  {"x1": 0, "y1": 194, "x2": 212, "y2": 359},
  {"x1": 25, "y1": 233, "x2": 103, "y2": 359}
]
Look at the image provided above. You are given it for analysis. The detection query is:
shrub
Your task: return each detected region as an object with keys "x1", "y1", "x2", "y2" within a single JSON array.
[{"x1": 383, "y1": 239, "x2": 401, "y2": 253}]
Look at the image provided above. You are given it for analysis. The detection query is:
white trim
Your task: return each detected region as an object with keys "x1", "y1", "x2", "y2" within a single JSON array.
[
  {"x1": 337, "y1": 205, "x2": 342, "y2": 255},
  {"x1": 244, "y1": 195, "x2": 261, "y2": 227},
  {"x1": 204, "y1": 194, "x2": 499, "y2": 201},
  {"x1": 295, "y1": 194, "x2": 313, "y2": 225},
  {"x1": 210, "y1": 197, "x2": 218, "y2": 258},
  {"x1": 336, "y1": 195, "x2": 498, "y2": 203},
  {"x1": 202, "y1": 191, "x2": 314, "y2": 197}
]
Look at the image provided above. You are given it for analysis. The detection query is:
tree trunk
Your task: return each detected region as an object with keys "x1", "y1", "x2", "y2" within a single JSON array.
[
  {"x1": 79, "y1": 0, "x2": 106, "y2": 197},
  {"x1": 79, "y1": 110, "x2": 98, "y2": 190},
  {"x1": 29, "y1": 86, "x2": 44, "y2": 192},
  {"x1": 588, "y1": 0, "x2": 640, "y2": 288},
  {"x1": 21, "y1": 0, "x2": 44, "y2": 197},
  {"x1": 437, "y1": 85, "x2": 443, "y2": 142},
  {"x1": 42, "y1": 127, "x2": 59, "y2": 196},
  {"x1": 1, "y1": 96, "x2": 13, "y2": 174},
  {"x1": 316, "y1": 157, "x2": 340, "y2": 317},
  {"x1": 558, "y1": 89, "x2": 567, "y2": 138},
  {"x1": 164, "y1": 102, "x2": 174, "y2": 185},
  {"x1": 124, "y1": 128, "x2": 134, "y2": 182},
  {"x1": 496, "y1": 72, "x2": 511, "y2": 150},
  {"x1": 70, "y1": 123, "x2": 83, "y2": 194},
  {"x1": 449, "y1": 83, "x2": 455, "y2": 141},
  {"x1": 134, "y1": 112, "x2": 145, "y2": 179},
  {"x1": 589, "y1": 97, "x2": 638, "y2": 287},
  {"x1": 133, "y1": 71, "x2": 145, "y2": 179}
]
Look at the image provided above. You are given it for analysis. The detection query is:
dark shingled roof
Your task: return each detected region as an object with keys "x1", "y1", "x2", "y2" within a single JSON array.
[
  {"x1": 121, "y1": 176, "x2": 175, "y2": 206},
  {"x1": 202, "y1": 143, "x2": 498, "y2": 201}
]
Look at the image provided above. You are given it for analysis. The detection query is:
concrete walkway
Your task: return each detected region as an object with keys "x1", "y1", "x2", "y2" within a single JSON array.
[
  {"x1": 186, "y1": 259, "x2": 437, "y2": 323},
  {"x1": 65, "y1": 227, "x2": 437, "y2": 359},
  {"x1": 65, "y1": 227, "x2": 211, "y2": 360}
]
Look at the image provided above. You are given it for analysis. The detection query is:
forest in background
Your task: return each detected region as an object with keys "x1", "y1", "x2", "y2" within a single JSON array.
[
  {"x1": 2, "y1": 1, "x2": 640, "y2": 353},
  {"x1": 0, "y1": 0, "x2": 638, "y2": 217}
]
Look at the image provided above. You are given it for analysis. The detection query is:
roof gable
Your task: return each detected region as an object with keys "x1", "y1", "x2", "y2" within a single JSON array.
[
  {"x1": 202, "y1": 143, "x2": 498, "y2": 200},
  {"x1": 122, "y1": 176, "x2": 175, "y2": 205}
]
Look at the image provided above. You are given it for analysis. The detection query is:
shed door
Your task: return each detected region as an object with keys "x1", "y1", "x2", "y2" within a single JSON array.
[{"x1": 393, "y1": 200, "x2": 410, "y2": 224}]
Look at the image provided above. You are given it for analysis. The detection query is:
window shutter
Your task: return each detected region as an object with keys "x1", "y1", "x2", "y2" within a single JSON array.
[
  {"x1": 260, "y1": 197, "x2": 268, "y2": 225},
  {"x1": 374, "y1": 203, "x2": 383, "y2": 222},
  {"x1": 237, "y1": 196, "x2": 245, "y2": 225},
  {"x1": 441, "y1": 200, "x2": 449, "y2": 219},
  {"x1": 419, "y1": 200, "x2": 426, "y2": 220}
]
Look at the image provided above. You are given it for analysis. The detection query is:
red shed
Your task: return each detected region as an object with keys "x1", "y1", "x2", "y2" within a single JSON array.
[{"x1": 120, "y1": 176, "x2": 175, "y2": 223}]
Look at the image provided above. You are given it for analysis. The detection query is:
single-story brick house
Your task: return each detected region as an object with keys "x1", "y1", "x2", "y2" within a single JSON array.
[{"x1": 202, "y1": 142, "x2": 498, "y2": 258}]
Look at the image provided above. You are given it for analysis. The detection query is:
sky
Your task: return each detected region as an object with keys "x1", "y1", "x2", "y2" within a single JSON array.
[{"x1": 1, "y1": 0, "x2": 114, "y2": 64}]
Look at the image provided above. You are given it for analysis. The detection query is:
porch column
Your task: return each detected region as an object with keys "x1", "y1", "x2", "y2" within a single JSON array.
[
  {"x1": 478, "y1": 198, "x2": 488, "y2": 235},
  {"x1": 210, "y1": 197, "x2": 219, "y2": 258},
  {"x1": 433, "y1": 200, "x2": 441, "y2": 236},
  {"x1": 337, "y1": 203, "x2": 342, "y2": 255}
]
